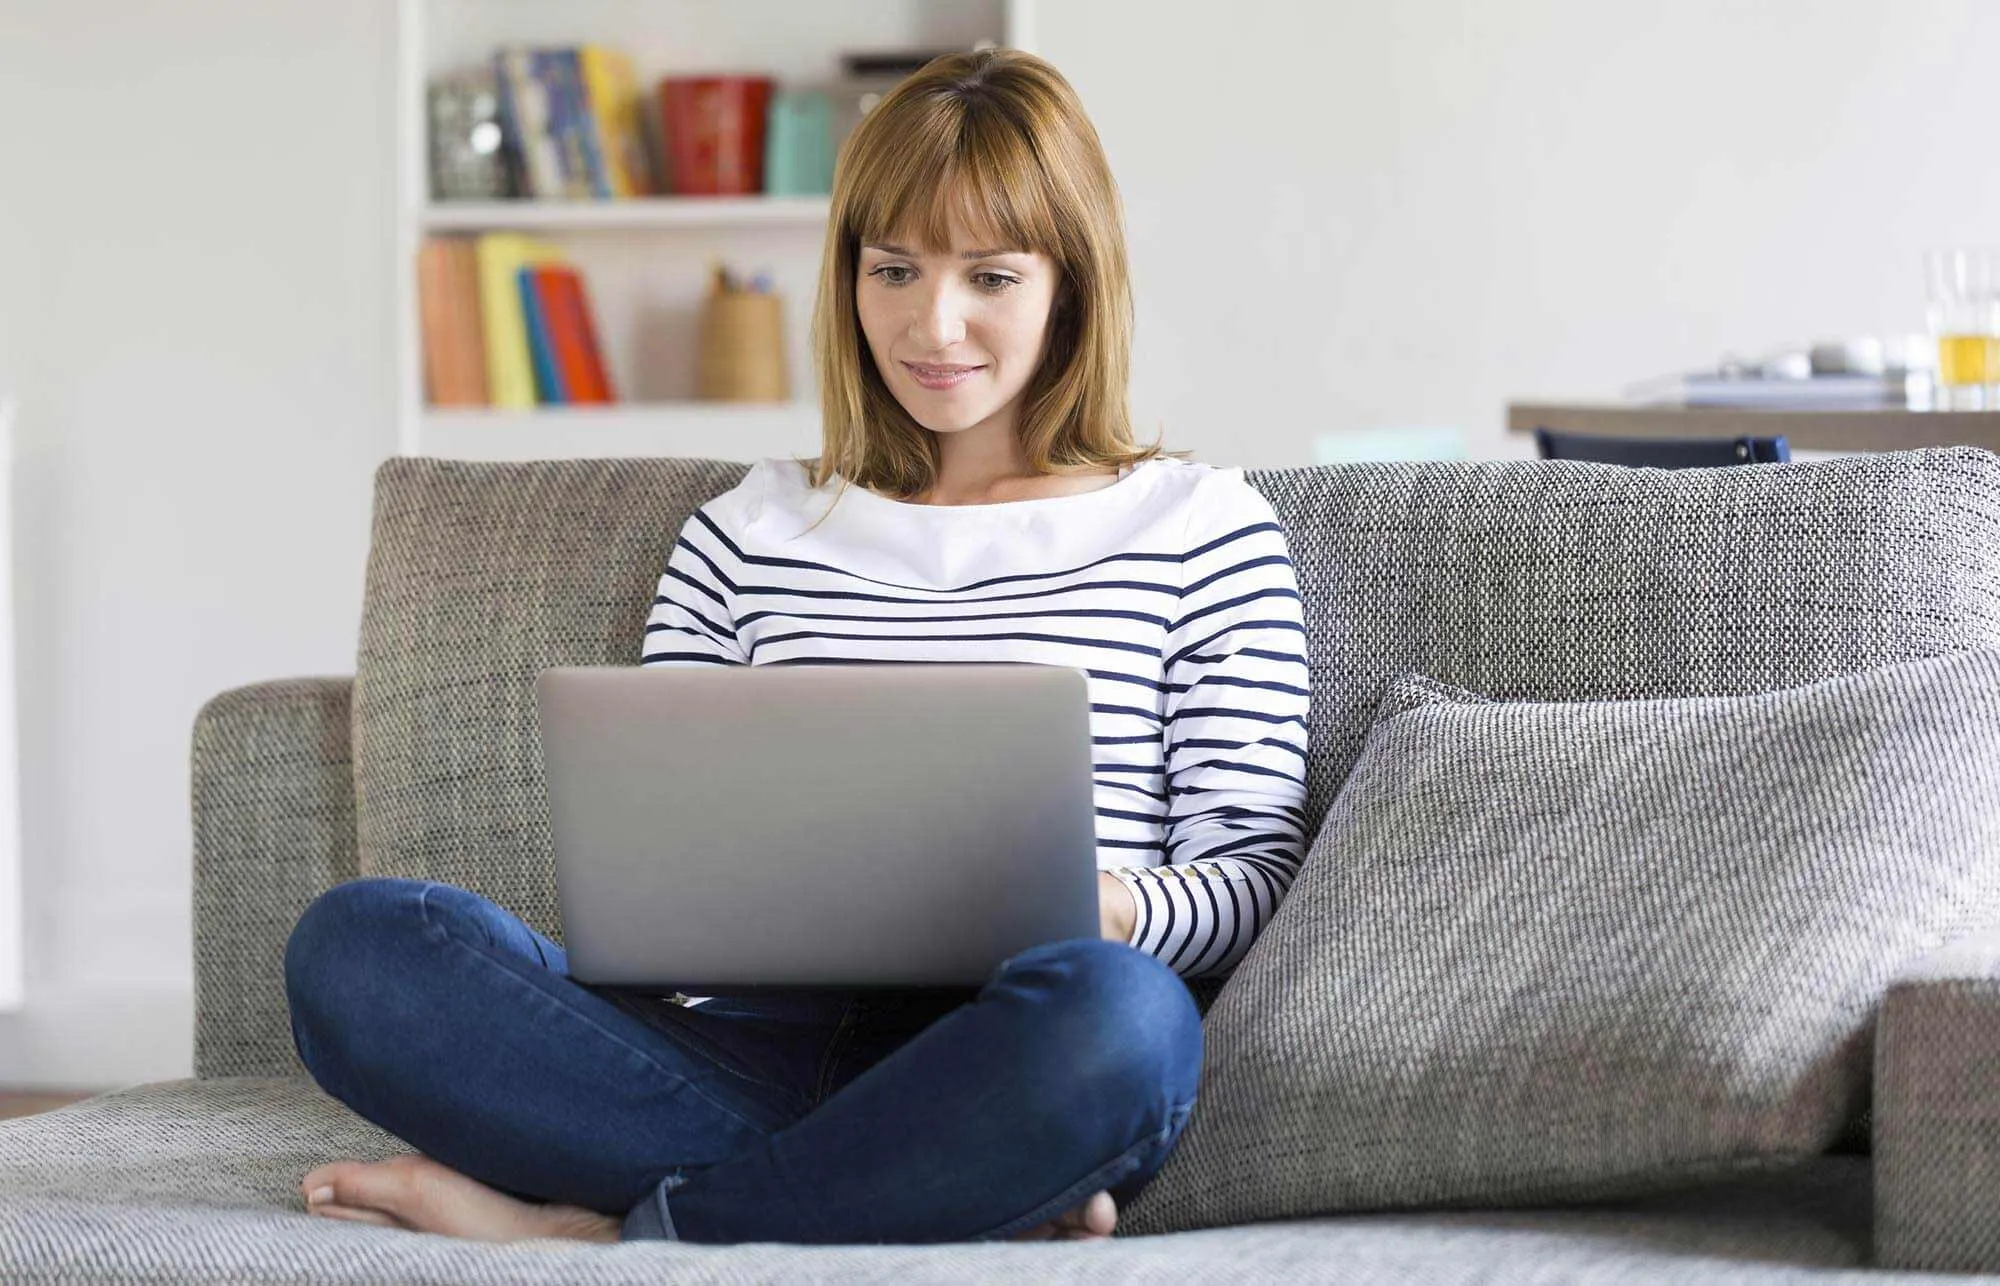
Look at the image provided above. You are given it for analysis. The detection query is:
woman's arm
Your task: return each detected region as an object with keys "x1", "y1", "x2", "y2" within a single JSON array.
[
  {"x1": 1098, "y1": 871, "x2": 1138, "y2": 941},
  {"x1": 1107, "y1": 476, "x2": 1311, "y2": 978}
]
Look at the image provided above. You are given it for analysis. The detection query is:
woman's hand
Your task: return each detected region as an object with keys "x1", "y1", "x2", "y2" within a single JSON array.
[{"x1": 1097, "y1": 871, "x2": 1137, "y2": 943}]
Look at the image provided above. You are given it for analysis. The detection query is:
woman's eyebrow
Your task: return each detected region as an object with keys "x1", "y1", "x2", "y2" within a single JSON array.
[{"x1": 863, "y1": 243, "x2": 1028, "y2": 260}]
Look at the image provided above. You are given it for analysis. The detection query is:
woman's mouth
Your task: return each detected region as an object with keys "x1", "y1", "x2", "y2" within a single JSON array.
[{"x1": 904, "y1": 362, "x2": 984, "y2": 391}]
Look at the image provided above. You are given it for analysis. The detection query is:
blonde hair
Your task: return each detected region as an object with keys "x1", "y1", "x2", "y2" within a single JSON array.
[{"x1": 801, "y1": 48, "x2": 1188, "y2": 505}]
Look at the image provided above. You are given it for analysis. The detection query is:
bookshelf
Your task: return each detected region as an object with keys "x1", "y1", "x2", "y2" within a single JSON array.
[
  {"x1": 420, "y1": 196, "x2": 832, "y2": 233},
  {"x1": 397, "y1": 0, "x2": 1035, "y2": 462}
]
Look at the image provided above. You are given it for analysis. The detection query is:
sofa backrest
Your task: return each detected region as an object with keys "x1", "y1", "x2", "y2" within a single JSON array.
[{"x1": 352, "y1": 447, "x2": 2000, "y2": 942}]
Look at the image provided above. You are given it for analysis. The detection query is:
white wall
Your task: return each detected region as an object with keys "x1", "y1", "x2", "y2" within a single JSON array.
[
  {"x1": 1042, "y1": 0, "x2": 2000, "y2": 466},
  {"x1": 0, "y1": 0, "x2": 1996, "y2": 1086},
  {"x1": 0, "y1": 2, "x2": 396, "y2": 1086}
]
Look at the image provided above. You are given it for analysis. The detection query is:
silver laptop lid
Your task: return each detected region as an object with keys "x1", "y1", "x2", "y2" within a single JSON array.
[{"x1": 535, "y1": 663, "x2": 1102, "y2": 991}]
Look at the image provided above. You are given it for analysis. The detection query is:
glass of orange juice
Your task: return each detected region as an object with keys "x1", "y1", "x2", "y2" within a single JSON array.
[{"x1": 1928, "y1": 248, "x2": 2000, "y2": 411}]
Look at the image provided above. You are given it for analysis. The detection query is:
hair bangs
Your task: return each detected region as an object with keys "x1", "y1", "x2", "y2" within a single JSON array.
[{"x1": 852, "y1": 116, "x2": 1061, "y2": 260}]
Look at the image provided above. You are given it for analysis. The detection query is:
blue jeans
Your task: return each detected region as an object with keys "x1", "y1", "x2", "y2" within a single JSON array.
[{"x1": 282, "y1": 877, "x2": 1202, "y2": 1244}]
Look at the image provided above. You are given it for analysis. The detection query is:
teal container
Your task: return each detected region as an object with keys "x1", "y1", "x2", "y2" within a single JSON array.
[{"x1": 763, "y1": 90, "x2": 835, "y2": 195}]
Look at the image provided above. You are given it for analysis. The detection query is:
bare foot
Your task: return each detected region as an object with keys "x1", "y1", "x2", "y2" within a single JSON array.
[
  {"x1": 1010, "y1": 1189, "x2": 1117, "y2": 1241},
  {"x1": 300, "y1": 1155, "x2": 619, "y2": 1244}
]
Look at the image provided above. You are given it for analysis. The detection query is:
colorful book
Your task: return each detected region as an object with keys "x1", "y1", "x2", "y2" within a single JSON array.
[
  {"x1": 578, "y1": 45, "x2": 650, "y2": 197},
  {"x1": 552, "y1": 49, "x2": 610, "y2": 198},
  {"x1": 530, "y1": 266, "x2": 615, "y2": 403},
  {"x1": 517, "y1": 267, "x2": 564, "y2": 402},
  {"x1": 562, "y1": 269, "x2": 616, "y2": 402},
  {"x1": 473, "y1": 233, "x2": 564, "y2": 407},
  {"x1": 528, "y1": 48, "x2": 590, "y2": 199},
  {"x1": 416, "y1": 237, "x2": 489, "y2": 405},
  {"x1": 493, "y1": 48, "x2": 562, "y2": 198}
]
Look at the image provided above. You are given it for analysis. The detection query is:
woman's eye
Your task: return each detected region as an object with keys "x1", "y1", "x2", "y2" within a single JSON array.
[{"x1": 865, "y1": 265, "x2": 1019, "y2": 292}]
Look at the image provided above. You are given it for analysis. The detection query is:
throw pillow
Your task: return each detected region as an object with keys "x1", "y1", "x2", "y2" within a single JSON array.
[{"x1": 1121, "y1": 648, "x2": 2000, "y2": 1234}]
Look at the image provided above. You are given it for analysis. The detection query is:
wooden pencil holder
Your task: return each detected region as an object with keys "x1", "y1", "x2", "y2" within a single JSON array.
[{"x1": 697, "y1": 290, "x2": 788, "y2": 402}]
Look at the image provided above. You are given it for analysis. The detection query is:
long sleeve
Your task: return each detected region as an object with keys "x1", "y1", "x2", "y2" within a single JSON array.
[
  {"x1": 641, "y1": 506, "x2": 748, "y2": 666},
  {"x1": 1110, "y1": 476, "x2": 1311, "y2": 979}
]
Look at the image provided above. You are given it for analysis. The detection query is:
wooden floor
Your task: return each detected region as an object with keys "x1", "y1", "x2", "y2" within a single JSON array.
[{"x1": 0, "y1": 1090, "x2": 91, "y2": 1120}]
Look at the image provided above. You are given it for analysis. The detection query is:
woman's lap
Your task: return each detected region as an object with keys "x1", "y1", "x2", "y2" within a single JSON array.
[{"x1": 283, "y1": 875, "x2": 1202, "y2": 1243}]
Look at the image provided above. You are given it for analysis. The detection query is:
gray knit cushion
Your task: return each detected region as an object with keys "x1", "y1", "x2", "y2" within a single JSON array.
[
  {"x1": 0, "y1": 1079, "x2": 1898, "y2": 1282},
  {"x1": 351, "y1": 457, "x2": 749, "y2": 938},
  {"x1": 1122, "y1": 648, "x2": 2000, "y2": 1235}
]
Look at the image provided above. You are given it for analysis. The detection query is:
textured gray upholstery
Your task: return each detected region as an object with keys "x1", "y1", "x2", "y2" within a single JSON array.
[
  {"x1": 191, "y1": 678, "x2": 359, "y2": 1079},
  {"x1": 1873, "y1": 928, "x2": 2000, "y2": 1272},
  {"x1": 346, "y1": 450, "x2": 2000, "y2": 957},
  {"x1": 351, "y1": 457, "x2": 751, "y2": 938},
  {"x1": 0, "y1": 1077, "x2": 1924, "y2": 1284},
  {"x1": 1125, "y1": 653, "x2": 2000, "y2": 1236},
  {"x1": 56, "y1": 445, "x2": 2000, "y2": 1279}
]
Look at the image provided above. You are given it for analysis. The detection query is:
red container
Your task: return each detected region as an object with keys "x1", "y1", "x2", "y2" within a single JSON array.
[{"x1": 657, "y1": 76, "x2": 775, "y2": 195}]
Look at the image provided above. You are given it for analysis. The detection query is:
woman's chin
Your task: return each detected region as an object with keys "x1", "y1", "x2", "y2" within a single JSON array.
[{"x1": 901, "y1": 408, "x2": 989, "y2": 435}]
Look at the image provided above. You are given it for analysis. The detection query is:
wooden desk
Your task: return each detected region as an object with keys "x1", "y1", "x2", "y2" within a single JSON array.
[{"x1": 1507, "y1": 403, "x2": 2000, "y2": 454}]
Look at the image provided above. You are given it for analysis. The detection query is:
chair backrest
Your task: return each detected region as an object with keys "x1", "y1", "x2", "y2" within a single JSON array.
[
  {"x1": 349, "y1": 448, "x2": 2000, "y2": 944},
  {"x1": 1535, "y1": 427, "x2": 1792, "y2": 466}
]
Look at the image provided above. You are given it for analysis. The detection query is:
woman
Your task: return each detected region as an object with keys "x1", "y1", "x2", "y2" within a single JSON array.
[{"x1": 284, "y1": 48, "x2": 1309, "y2": 1246}]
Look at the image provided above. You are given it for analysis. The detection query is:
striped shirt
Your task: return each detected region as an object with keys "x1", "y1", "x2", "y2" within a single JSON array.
[{"x1": 642, "y1": 455, "x2": 1310, "y2": 980}]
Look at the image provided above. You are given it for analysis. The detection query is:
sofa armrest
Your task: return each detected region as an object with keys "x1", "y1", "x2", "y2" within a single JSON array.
[
  {"x1": 1873, "y1": 928, "x2": 2000, "y2": 1272},
  {"x1": 191, "y1": 678, "x2": 358, "y2": 1080}
]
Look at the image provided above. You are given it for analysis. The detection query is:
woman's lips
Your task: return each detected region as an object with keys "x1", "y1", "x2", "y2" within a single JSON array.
[{"x1": 904, "y1": 362, "x2": 983, "y2": 391}]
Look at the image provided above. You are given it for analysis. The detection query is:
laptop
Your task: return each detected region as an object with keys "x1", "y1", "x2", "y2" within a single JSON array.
[{"x1": 534, "y1": 662, "x2": 1102, "y2": 993}]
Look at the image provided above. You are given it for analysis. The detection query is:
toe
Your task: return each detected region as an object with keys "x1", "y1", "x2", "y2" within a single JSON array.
[
  {"x1": 301, "y1": 1160, "x2": 366, "y2": 1204},
  {"x1": 308, "y1": 1157, "x2": 428, "y2": 1221},
  {"x1": 1085, "y1": 1190, "x2": 1118, "y2": 1236},
  {"x1": 311, "y1": 1203, "x2": 405, "y2": 1230}
]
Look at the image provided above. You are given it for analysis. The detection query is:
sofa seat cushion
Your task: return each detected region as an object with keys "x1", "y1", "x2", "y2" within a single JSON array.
[{"x1": 0, "y1": 1077, "x2": 1907, "y2": 1284}]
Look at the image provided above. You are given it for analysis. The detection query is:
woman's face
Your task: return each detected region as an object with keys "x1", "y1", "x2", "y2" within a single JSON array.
[{"x1": 855, "y1": 212, "x2": 1062, "y2": 440}]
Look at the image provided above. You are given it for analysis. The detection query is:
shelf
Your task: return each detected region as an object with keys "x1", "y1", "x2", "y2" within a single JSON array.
[
  {"x1": 1507, "y1": 402, "x2": 2000, "y2": 454},
  {"x1": 420, "y1": 197, "x2": 831, "y2": 232},
  {"x1": 419, "y1": 402, "x2": 823, "y2": 462}
]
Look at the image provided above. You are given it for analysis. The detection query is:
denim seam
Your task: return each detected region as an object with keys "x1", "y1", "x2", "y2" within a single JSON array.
[
  {"x1": 974, "y1": 1098, "x2": 1197, "y2": 1242},
  {"x1": 414, "y1": 884, "x2": 786, "y2": 1137},
  {"x1": 811, "y1": 1001, "x2": 866, "y2": 1106}
]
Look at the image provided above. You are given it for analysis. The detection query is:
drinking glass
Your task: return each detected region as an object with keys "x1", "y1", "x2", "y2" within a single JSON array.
[{"x1": 1927, "y1": 248, "x2": 2000, "y2": 411}]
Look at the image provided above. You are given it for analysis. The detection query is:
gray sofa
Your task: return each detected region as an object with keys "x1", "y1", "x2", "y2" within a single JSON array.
[{"x1": 3, "y1": 448, "x2": 2000, "y2": 1283}]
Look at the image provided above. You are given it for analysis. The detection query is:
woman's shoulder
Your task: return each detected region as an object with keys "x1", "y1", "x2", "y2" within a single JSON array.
[
  {"x1": 1151, "y1": 456, "x2": 1275, "y2": 524},
  {"x1": 667, "y1": 460, "x2": 771, "y2": 542}
]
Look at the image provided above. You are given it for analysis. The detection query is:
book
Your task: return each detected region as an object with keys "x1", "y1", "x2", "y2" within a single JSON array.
[
  {"x1": 517, "y1": 267, "x2": 564, "y2": 402},
  {"x1": 493, "y1": 47, "x2": 562, "y2": 199},
  {"x1": 530, "y1": 266, "x2": 616, "y2": 403},
  {"x1": 416, "y1": 237, "x2": 489, "y2": 406},
  {"x1": 473, "y1": 233, "x2": 564, "y2": 406},
  {"x1": 528, "y1": 48, "x2": 592, "y2": 199},
  {"x1": 565, "y1": 270, "x2": 616, "y2": 402},
  {"x1": 553, "y1": 49, "x2": 610, "y2": 198},
  {"x1": 578, "y1": 45, "x2": 652, "y2": 197}
]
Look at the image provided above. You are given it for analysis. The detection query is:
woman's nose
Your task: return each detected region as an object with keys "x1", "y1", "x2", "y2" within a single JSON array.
[{"x1": 908, "y1": 283, "x2": 967, "y2": 349}]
